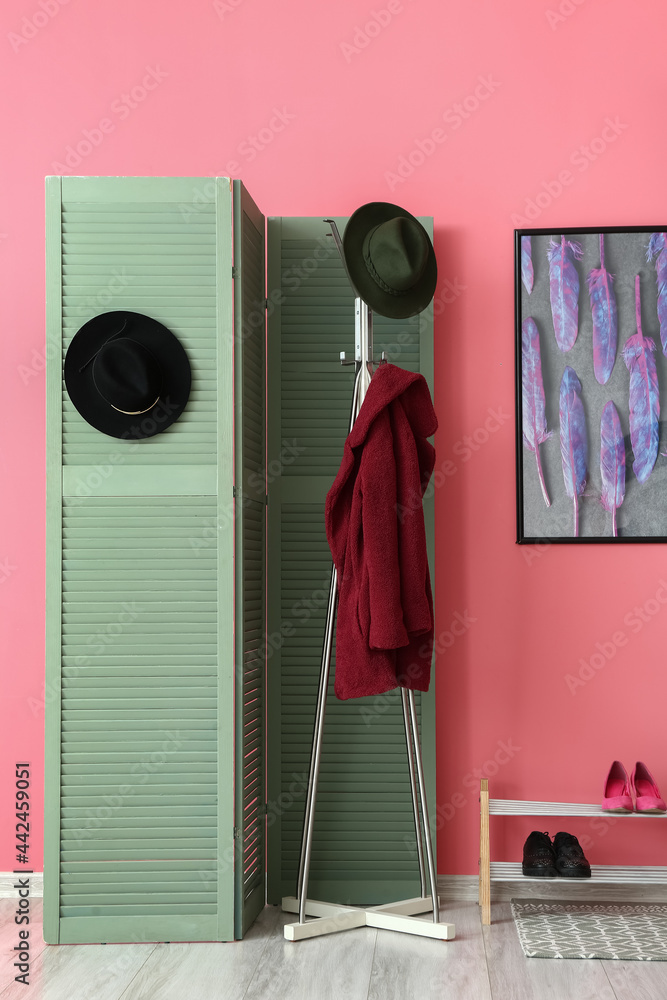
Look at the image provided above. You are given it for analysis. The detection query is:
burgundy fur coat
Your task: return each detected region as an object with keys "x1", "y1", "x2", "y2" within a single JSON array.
[{"x1": 325, "y1": 363, "x2": 437, "y2": 700}]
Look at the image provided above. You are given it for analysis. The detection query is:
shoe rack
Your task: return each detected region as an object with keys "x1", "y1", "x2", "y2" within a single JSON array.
[{"x1": 479, "y1": 778, "x2": 667, "y2": 925}]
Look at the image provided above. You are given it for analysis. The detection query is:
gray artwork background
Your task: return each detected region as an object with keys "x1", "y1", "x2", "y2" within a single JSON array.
[{"x1": 519, "y1": 230, "x2": 667, "y2": 540}]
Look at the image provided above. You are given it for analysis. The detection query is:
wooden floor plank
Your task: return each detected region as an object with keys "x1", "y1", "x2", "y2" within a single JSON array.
[
  {"x1": 0, "y1": 898, "x2": 157, "y2": 1000},
  {"x1": 368, "y1": 901, "x2": 492, "y2": 1000},
  {"x1": 601, "y1": 959, "x2": 667, "y2": 1000},
  {"x1": 117, "y1": 904, "x2": 280, "y2": 1000},
  {"x1": 5, "y1": 897, "x2": 667, "y2": 999},
  {"x1": 243, "y1": 908, "x2": 377, "y2": 1000},
  {"x1": 482, "y1": 902, "x2": 619, "y2": 1000}
]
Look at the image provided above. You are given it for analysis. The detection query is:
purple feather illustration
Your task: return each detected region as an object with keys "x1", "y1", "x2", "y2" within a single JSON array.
[
  {"x1": 646, "y1": 232, "x2": 667, "y2": 356},
  {"x1": 623, "y1": 275, "x2": 659, "y2": 484},
  {"x1": 587, "y1": 233, "x2": 618, "y2": 384},
  {"x1": 521, "y1": 317, "x2": 551, "y2": 506},
  {"x1": 600, "y1": 401, "x2": 625, "y2": 538},
  {"x1": 521, "y1": 235, "x2": 534, "y2": 295},
  {"x1": 559, "y1": 366, "x2": 587, "y2": 538},
  {"x1": 547, "y1": 235, "x2": 583, "y2": 352}
]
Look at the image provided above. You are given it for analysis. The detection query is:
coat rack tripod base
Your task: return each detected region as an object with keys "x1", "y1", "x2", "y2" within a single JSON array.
[
  {"x1": 281, "y1": 896, "x2": 455, "y2": 942},
  {"x1": 282, "y1": 220, "x2": 454, "y2": 944}
]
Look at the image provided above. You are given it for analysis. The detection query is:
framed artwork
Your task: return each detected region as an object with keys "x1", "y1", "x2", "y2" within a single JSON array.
[{"x1": 516, "y1": 226, "x2": 667, "y2": 543}]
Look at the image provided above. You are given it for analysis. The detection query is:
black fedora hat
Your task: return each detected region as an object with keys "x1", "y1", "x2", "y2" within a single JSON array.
[
  {"x1": 343, "y1": 202, "x2": 437, "y2": 319},
  {"x1": 64, "y1": 311, "x2": 191, "y2": 440}
]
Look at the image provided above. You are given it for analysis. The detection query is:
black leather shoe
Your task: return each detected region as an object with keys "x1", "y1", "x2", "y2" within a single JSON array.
[
  {"x1": 522, "y1": 830, "x2": 558, "y2": 877},
  {"x1": 553, "y1": 831, "x2": 591, "y2": 878}
]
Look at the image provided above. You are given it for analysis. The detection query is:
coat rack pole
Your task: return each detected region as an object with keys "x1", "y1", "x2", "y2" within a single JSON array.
[
  {"x1": 401, "y1": 689, "x2": 427, "y2": 899},
  {"x1": 295, "y1": 563, "x2": 337, "y2": 924},
  {"x1": 408, "y1": 690, "x2": 439, "y2": 922}
]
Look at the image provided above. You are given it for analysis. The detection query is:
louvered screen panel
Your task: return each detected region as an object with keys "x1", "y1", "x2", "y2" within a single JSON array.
[
  {"x1": 266, "y1": 216, "x2": 436, "y2": 905},
  {"x1": 59, "y1": 496, "x2": 219, "y2": 940},
  {"x1": 279, "y1": 238, "x2": 422, "y2": 479},
  {"x1": 45, "y1": 176, "x2": 240, "y2": 945},
  {"x1": 235, "y1": 498, "x2": 265, "y2": 933},
  {"x1": 232, "y1": 184, "x2": 266, "y2": 936},
  {"x1": 60, "y1": 200, "x2": 218, "y2": 467}
]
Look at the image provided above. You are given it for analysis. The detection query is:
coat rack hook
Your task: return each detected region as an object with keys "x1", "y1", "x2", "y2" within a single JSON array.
[{"x1": 323, "y1": 218, "x2": 359, "y2": 297}]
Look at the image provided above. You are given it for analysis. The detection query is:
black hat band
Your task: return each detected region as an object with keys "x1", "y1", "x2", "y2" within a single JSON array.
[{"x1": 362, "y1": 240, "x2": 405, "y2": 297}]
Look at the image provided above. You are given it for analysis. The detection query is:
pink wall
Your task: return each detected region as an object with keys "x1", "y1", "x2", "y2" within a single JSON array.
[{"x1": 2, "y1": 0, "x2": 667, "y2": 876}]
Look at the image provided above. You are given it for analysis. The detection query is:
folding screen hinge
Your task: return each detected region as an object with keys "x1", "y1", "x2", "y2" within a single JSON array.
[
  {"x1": 265, "y1": 298, "x2": 268, "y2": 309},
  {"x1": 233, "y1": 826, "x2": 240, "y2": 840},
  {"x1": 232, "y1": 266, "x2": 238, "y2": 279},
  {"x1": 233, "y1": 485, "x2": 237, "y2": 498}
]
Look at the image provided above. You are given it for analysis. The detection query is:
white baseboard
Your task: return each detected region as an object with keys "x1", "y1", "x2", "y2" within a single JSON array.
[
  {"x1": 437, "y1": 873, "x2": 667, "y2": 903},
  {"x1": 0, "y1": 873, "x2": 43, "y2": 897}
]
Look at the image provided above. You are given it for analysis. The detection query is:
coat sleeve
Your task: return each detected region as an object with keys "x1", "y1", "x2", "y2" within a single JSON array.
[
  {"x1": 360, "y1": 410, "x2": 410, "y2": 650},
  {"x1": 392, "y1": 399, "x2": 434, "y2": 636}
]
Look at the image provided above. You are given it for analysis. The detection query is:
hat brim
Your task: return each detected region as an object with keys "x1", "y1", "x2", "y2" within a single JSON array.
[
  {"x1": 64, "y1": 311, "x2": 191, "y2": 440},
  {"x1": 343, "y1": 202, "x2": 437, "y2": 319}
]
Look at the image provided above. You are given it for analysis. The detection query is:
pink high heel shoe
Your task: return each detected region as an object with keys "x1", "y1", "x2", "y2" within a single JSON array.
[
  {"x1": 631, "y1": 762, "x2": 667, "y2": 813},
  {"x1": 602, "y1": 760, "x2": 633, "y2": 812}
]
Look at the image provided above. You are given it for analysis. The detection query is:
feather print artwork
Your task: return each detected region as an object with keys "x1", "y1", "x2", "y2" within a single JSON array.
[
  {"x1": 521, "y1": 235, "x2": 534, "y2": 295},
  {"x1": 521, "y1": 317, "x2": 551, "y2": 506},
  {"x1": 646, "y1": 232, "x2": 667, "y2": 355},
  {"x1": 559, "y1": 366, "x2": 588, "y2": 537},
  {"x1": 600, "y1": 401, "x2": 625, "y2": 538},
  {"x1": 547, "y1": 235, "x2": 583, "y2": 352},
  {"x1": 623, "y1": 275, "x2": 660, "y2": 484},
  {"x1": 587, "y1": 233, "x2": 618, "y2": 384}
]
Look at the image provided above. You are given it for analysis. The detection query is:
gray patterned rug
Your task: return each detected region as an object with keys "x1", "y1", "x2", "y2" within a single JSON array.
[{"x1": 511, "y1": 898, "x2": 667, "y2": 960}]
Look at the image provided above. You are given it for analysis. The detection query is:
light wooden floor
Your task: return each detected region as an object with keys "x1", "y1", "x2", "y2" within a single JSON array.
[{"x1": 2, "y1": 898, "x2": 667, "y2": 1000}]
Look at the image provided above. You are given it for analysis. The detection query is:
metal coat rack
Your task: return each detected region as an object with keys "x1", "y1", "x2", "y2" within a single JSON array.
[{"x1": 281, "y1": 221, "x2": 455, "y2": 943}]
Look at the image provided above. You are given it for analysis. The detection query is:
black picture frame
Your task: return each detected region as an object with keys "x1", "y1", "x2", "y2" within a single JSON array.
[{"x1": 516, "y1": 226, "x2": 667, "y2": 543}]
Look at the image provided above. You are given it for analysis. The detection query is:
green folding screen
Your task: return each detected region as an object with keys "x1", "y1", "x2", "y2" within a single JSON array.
[
  {"x1": 45, "y1": 182, "x2": 436, "y2": 940},
  {"x1": 265, "y1": 216, "x2": 436, "y2": 906},
  {"x1": 44, "y1": 176, "x2": 265, "y2": 943}
]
